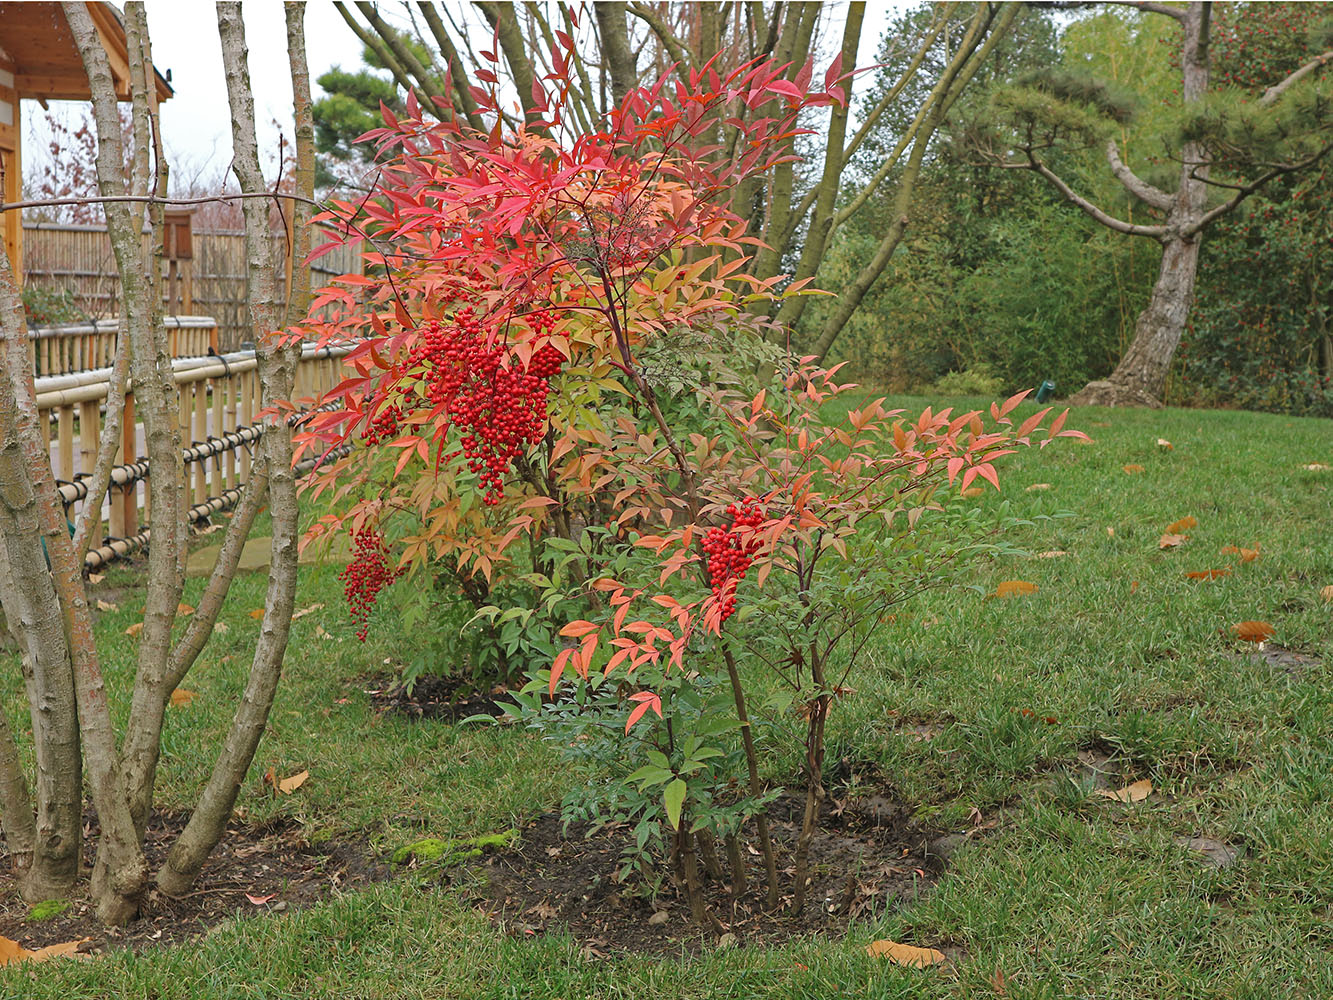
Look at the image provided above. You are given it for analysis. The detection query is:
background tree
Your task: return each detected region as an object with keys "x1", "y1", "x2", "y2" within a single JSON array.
[{"x1": 979, "y1": 0, "x2": 1333, "y2": 407}]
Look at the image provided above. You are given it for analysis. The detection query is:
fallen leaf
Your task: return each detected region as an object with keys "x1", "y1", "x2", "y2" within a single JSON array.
[
  {"x1": 1175, "y1": 836, "x2": 1242, "y2": 869},
  {"x1": 1130, "y1": 580, "x2": 1139, "y2": 594},
  {"x1": 96, "y1": 599, "x2": 118, "y2": 612},
  {"x1": 0, "y1": 934, "x2": 88, "y2": 966},
  {"x1": 991, "y1": 966, "x2": 1008, "y2": 995},
  {"x1": 1185, "y1": 569, "x2": 1230, "y2": 581},
  {"x1": 865, "y1": 940, "x2": 947, "y2": 968},
  {"x1": 169, "y1": 689, "x2": 198, "y2": 707},
  {"x1": 1159, "y1": 533, "x2": 1186, "y2": 549},
  {"x1": 277, "y1": 770, "x2": 309, "y2": 794},
  {"x1": 647, "y1": 909, "x2": 669, "y2": 926},
  {"x1": 124, "y1": 621, "x2": 143, "y2": 637},
  {"x1": 1035, "y1": 550, "x2": 1068, "y2": 559},
  {"x1": 1025, "y1": 483, "x2": 1052, "y2": 492},
  {"x1": 962, "y1": 487, "x2": 984, "y2": 498},
  {"x1": 1157, "y1": 438, "x2": 1173, "y2": 450},
  {"x1": 290, "y1": 603, "x2": 325, "y2": 622},
  {"x1": 1122, "y1": 464, "x2": 1145, "y2": 475},
  {"x1": 1303, "y1": 462, "x2": 1329, "y2": 471},
  {"x1": 1321, "y1": 585, "x2": 1333, "y2": 604},
  {"x1": 1096, "y1": 779, "x2": 1153, "y2": 803},
  {"x1": 1231, "y1": 621, "x2": 1275, "y2": 643},
  {"x1": 248, "y1": 608, "x2": 266, "y2": 619},
  {"x1": 177, "y1": 603, "x2": 195, "y2": 616},
  {"x1": 245, "y1": 893, "x2": 275, "y2": 905},
  {"x1": 315, "y1": 624, "x2": 339, "y2": 641},
  {"x1": 1220, "y1": 545, "x2": 1260, "y2": 563},
  {"x1": 215, "y1": 620, "x2": 229, "y2": 634},
  {"x1": 1165, "y1": 516, "x2": 1197, "y2": 534},
  {"x1": 88, "y1": 572, "x2": 105, "y2": 584},
  {"x1": 992, "y1": 580, "x2": 1038, "y2": 598}
]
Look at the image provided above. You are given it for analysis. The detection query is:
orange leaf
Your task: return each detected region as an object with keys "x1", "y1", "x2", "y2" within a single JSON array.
[
  {"x1": 169, "y1": 689, "x2": 198, "y2": 707},
  {"x1": 1185, "y1": 569, "x2": 1230, "y2": 581},
  {"x1": 1231, "y1": 621, "x2": 1275, "y2": 643},
  {"x1": 992, "y1": 581, "x2": 1038, "y2": 598},
  {"x1": 962, "y1": 487, "x2": 984, "y2": 498},
  {"x1": 1096, "y1": 779, "x2": 1153, "y2": 803},
  {"x1": 277, "y1": 770, "x2": 309, "y2": 794},
  {"x1": 248, "y1": 608, "x2": 266, "y2": 619},
  {"x1": 1157, "y1": 438, "x2": 1173, "y2": 450},
  {"x1": 1159, "y1": 533, "x2": 1186, "y2": 549},
  {"x1": 1321, "y1": 584, "x2": 1333, "y2": 604},
  {"x1": 1122, "y1": 464, "x2": 1145, "y2": 474},
  {"x1": 865, "y1": 940, "x2": 946, "y2": 968},
  {"x1": 0, "y1": 934, "x2": 88, "y2": 966},
  {"x1": 1025, "y1": 483, "x2": 1052, "y2": 492},
  {"x1": 1165, "y1": 516, "x2": 1197, "y2": 534},
  {"x1": 177, "y1": 603, "x2": 195, "y2": 616},
  {"x1": 1220, "y1": 545, "x2": 1260, "y2": 563},
  {"x1": 124, "y1": 621, "x2": 144, "y2": 637}
]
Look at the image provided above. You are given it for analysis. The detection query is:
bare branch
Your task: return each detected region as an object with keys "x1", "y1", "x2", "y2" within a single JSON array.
[
  {"x1": 1261, "y1": 49, "x2": 1333, "y2": 106},
  {"x1": 1102, "y1": 1, "x2": 1187, "y2": 22},
  {"x1": 1023, "y1": 155, "x2": 1168, "y2": 238},
  {"x1": 1105, "y1": 138, "x2": 1173, "y2": 210},
  {"x1": 1184, "y1": 141, "x2": 1333, "y2": 236}
]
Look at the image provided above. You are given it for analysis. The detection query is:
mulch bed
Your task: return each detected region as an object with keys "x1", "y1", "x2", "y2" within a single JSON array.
[
  {"x1": 364, "y1": 673, "x2": 511, "y2": 722},
  {"x1": 450, "y1": 787, "x2": 956, "y2": 956},
  {"x1": 0, "y1": 811, "x2": 390, "y2": 955}
]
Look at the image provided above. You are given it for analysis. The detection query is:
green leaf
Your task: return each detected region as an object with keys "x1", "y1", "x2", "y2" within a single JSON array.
[{"x1": 663, "y1": 779, "x2": 687, "y2": 830}]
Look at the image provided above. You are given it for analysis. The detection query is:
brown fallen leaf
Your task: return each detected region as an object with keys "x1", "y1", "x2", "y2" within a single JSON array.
[
  {"x1": 315, "y1": 624, "x2": 339, "y2": 641},
  {"x1": 1159, "y1": 533, "x2": 1186, "y2": 549},
  {"x1": 1025, "y1": 483, "x2": 1052, "y2": 492},
  {"x1": 1303, "y1": 463, "x2": 1330, "y2": 471},
  {"x1": 290, "y1": 603, "x2": 325, "y2": 622},
  {"x1": 1157, "y1": 438, "x2": 1174, "y2": 450},
  {"x1": 1122, "y1": 464, "x2": 1145, "y2": 475},
  {"x1": 1130, "y1": 580, "x2": 1139, "y2": 594},
  {"x1": 277, "y1": 770, "x2": 309, "y2": 794},
  {"x1": 177, "y1": 603, "x2": 195, "y2": 616},
  {"x1": 1321, "y1": 585, "x2": 1333, "y2": 604},
  {"x1": 1231, "y1": 621, "x2": 1275, "y2": 643},
  {"x1": 245, "y1": 893, "x2": 276, "y2": 905},
  {"x1": 1096, "y1": 779, "x2": 1153, "y2": 803},
  {"x1": 96, "y1": 599, "x2": 118, "y2": 612},
  {"x1": 962, "y1": 487, "x2": 985, "y2": 498},
  {"x1": 992, "y1": 580, "x2": 1038, "y2": 598},
  {"x1": 1185, "y1": 569, "x2": 1230, "y2": 581},
  {"x1": 124, "y1": 621, "x2": 144, "y2": 637},
  {"x1": 169, "y1": 689, "x2": 198, "y2": 708},
  {"x1": 215, "y1": 620, "x2": 229, "y2": 634},
  {"x1": 88, "y1": 572, "x2": 105, "y2": 584},
  {"x1": 248, "y1": 608, "x2": 266, "y2": 620},
  {"x1": 1035, "y1": 550, "x2": 1068, "y2": 559},
  {"x1": 1220, "y1": 545, "x2": 1260, "y2": 563},
  {"x1": 647, "y1": 909, "x2": 669, "y2": 926},
  {"x1": 1165, "y1": 516, "x2": 1198, "y2": 534},
  {"x1": 865, "y1": 939, "x2": 947, "y2": 968},
  {"x1": 1107, "y1": 527, "x2": 1115, "y2": 537}
]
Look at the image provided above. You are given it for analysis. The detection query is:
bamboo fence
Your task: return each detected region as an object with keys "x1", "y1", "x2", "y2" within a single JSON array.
[{"x1": 36, "y1": 337, "x2": 354, "y2": 569}]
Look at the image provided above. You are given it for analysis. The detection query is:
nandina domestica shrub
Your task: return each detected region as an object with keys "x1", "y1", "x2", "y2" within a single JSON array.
[{"x1": 294, "y1": 31, "x2": 1083, "y2": 924}]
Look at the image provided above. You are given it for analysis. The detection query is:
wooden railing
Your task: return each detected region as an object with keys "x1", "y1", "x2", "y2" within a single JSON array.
[
  {"x1": 28, "y1": 315, "x2": 219, "y2": 377},
  {"x1": 34, "y1": 331, "x2": 352, "y2": 568}
]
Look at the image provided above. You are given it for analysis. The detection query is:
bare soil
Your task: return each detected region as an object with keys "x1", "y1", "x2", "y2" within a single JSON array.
[
  {"x1": 364, "y1": 673, "x2": 510, "y2": 722},
  {"x1": 450, "y1": 788, "x2": 952, "y2": 956},
  {"x1": 0, "y1": 811, "x2": 389, "y2": 955}
]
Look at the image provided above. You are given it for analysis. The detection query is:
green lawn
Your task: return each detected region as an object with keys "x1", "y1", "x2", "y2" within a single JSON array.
[{"x1": 4, "y1": 398, "x2": 1332, "y2": 999}]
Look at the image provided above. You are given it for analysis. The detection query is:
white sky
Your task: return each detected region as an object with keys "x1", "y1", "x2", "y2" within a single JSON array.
[{"x1": 23, "y1": 1, "x2": 907, "y2": 188}]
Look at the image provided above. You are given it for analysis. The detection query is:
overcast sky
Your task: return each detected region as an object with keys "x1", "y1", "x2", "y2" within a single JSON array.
[{"x1": 23, "y1": 1, "x2": 906, "y2": 188}]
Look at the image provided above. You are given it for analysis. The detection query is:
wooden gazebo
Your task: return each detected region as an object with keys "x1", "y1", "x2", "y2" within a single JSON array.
[{"x1": 0, "y1": 2, "x2": 173, "y2": 280}]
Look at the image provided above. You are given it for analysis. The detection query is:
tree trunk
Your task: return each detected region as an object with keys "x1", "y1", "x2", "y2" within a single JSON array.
[{"x1": 1069, "y1": 236, "x2": 1200, "y2": 407}]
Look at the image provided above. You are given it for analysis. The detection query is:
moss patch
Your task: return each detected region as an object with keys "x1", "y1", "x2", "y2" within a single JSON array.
[
  {"x1": 390, "y1": 830, "x2": 517, "y2": 867},
  {"x1": 27, "y1": 899, "x2": 71, "y2": 922}
]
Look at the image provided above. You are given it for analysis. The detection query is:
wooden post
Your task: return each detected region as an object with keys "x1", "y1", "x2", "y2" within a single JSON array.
[
  {"x1": 0, "y1": 49, "x2": 21, "y2": 285},
  {"x1": 58, "y1": 405, "x2": 75, "y2": 481},
  {"x1": 78, "y1": 400, "x2": 99, "y2": 534},
  {"x1": 117, "y1": 392, "x2": 137, "y2": 538},
  {"x1": 193, "y1": 378, "x2": 207, "y2": 504}
]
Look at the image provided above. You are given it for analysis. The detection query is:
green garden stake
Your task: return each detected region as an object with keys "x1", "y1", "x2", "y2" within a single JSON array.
[{"x1": 1036, "y1": 380, "x2": 1056, "y2": 403}]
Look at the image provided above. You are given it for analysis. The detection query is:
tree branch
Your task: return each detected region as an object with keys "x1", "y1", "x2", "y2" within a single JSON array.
[
  {"x1": 1261, "y1": 48, "x2": 1333, "y2": 106},
  {"x1": 1183, "y1": 141, "x2": 1333, "y2": 236},
  {"x1": 1105, "y1": 138, "x2": 1173, "y2": 210},
  {"x1": 1020, "y1": 155, "x2": 1168, "y2": 238}
]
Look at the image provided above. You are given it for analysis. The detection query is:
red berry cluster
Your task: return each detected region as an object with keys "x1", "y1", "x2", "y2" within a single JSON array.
[
  {"x1": 339, "y1": 528, "x2": 404, "y2": 640},
  {"x1": 361, "y1": 402, "x2": 403, "y2": 445},
  {"x1": 702, "y1": 499, "x2": 765, "y2": 623},
  {"x1": 404, "y1": 308, "x2": 566, "y2": 504}
]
